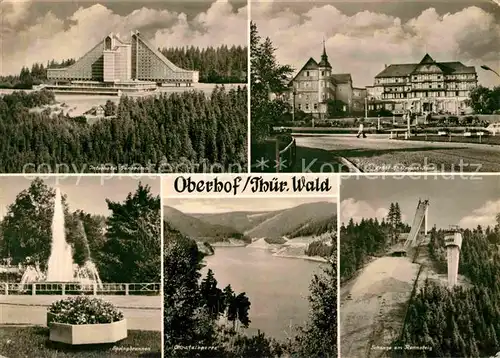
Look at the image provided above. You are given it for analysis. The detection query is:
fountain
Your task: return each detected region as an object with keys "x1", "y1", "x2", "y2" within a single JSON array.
[
  {"x1": 19, "y1": 187, "x2": 103, "y2": 292},
  {"x1": 46, "y1": 187, "x2": 74, "y2": 281}
]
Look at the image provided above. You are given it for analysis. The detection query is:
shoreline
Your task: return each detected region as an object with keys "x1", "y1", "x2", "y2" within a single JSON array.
[
  {"x1": 272, "y1": 252, "x2": 328, "y2": 262},
  {"x1": 210, "y1": 242, "x2": 247, "y2": 247}
]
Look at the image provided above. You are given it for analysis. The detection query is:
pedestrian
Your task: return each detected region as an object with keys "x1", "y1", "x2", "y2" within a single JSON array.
[{"x1": 356, "y1": 118, "x2": 367, "y2": 138}]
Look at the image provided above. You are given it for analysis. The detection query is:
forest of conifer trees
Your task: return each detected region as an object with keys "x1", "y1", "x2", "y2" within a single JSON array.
[
  {"x1": 0, "y1": 86, "x2": 247, "y2": 173},
  {"x1": 400, "y1": 226, "x2": 500, "y2": 357},
  {"x1": 160, "y1": 46, "x2": 247, "y2": 83},
  {"x1": 340, "y1": 202, "x2": 410, "y2": 281}
]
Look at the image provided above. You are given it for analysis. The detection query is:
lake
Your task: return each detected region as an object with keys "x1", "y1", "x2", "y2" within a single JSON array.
[{"x1": 201, "y1": 247, "x2": 323, "y2": 341}]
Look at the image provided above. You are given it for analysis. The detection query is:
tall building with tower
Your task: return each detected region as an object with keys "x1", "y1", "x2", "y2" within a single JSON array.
[
  {"x1": 288, "y1": 42, "x2": 357, "y2": 117},
  {"x1": 41, "y1": 30, "x2": 198, "y2": 95},
  {"x1": 444, "y1": 228, "x2": 463, "y2": 287}
]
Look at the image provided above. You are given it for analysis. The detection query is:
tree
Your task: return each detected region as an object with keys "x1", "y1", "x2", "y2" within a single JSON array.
[
  {"x1": 160, "y1": 45, "x2": 247, "y2": 83},
  {"x1": 0, "y1": 179, "x2": 79, "y2": 268},
  {"x1": 250, "y1": 21, "x2": 293, "y2": 142},
  {"x1": 327, "y1": 99, "x2": 347, "y2": 117},
  {"x1": 200, "y1": 269, "x2": 225, "y2": 318},
  {"x1": 65, "y1": 216, "x2": 90, "y2": 266},
  {"x1": 393, "y1": 203, "x2": 402, "y2": 233},
  {"x1": 75, "y1": 211, "x2": 106, "y2": 259},
  {"x1": 104, "y1": 100, "x2": 117, "y2": 116},
  {"x1": 99, "y1": 182, "x2": 161, "y2": 283},
  {"x1": 292, "y1": 252, "x2": 337, "y2": 357},
  {"x1": 164, "y1": 224, "x2": 213, "y2": 355},
  {"x1": 466, "y1": 85, "x2": 500, "y2": 114}
]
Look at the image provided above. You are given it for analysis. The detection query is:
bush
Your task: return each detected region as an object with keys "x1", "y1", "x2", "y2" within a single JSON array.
[
  {"x1": 48, "y1": 296, "x2": 124, "y2": 324},
  {"x1": 275, "y1": 134, "x2": 293, "y2": 149}
]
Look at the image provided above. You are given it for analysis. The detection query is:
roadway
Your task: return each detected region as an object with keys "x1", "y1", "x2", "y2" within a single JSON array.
[
  {"x1": 0, "y1": 295, "x2": 161, "y2": 331},
  {"x1": 293, "y1": 134, "x2": 500, "y2": 172}
]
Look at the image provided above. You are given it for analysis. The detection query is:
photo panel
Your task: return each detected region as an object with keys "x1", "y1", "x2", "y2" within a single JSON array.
[
  {"x1": 339, "y1": 174, "x2": 500, "y2": 358},
  {"x1": 250, "y1": 0, "x2": 500, "y2": 173},
  {"x1": 0, "y1": 0, "x2": 248, "y2": 174},
  {"x1": 163, "y1": 174, "x2": 338, "y2": 357},
  {"x1": 0, "y1": 175, "x2": 161, "y2": 357}
]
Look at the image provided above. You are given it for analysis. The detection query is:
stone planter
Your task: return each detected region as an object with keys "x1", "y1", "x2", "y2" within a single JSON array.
[
  {"x1": 48, "y1": 317, "x2": 127, "y2": 345},
  {"x1": 46, "y1": 311, "x2": 56, "y2": 326}
]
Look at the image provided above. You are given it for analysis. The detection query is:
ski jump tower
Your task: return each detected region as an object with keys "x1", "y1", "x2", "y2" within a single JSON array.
[
  {"x1": 444, "y1": 226, "x2": 462, "y2": 287},
  {"x1": 403, "y1": 199, "x2": 429, "y2": 249}
]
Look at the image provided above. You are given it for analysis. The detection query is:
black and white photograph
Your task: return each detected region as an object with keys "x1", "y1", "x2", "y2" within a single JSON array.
[
  {"x1": 163, "y1": 195, "x2": 337, "y2": 357},
  {"x1": 251, "y1": 0, "x2": 500, "y2": 173},
  {"x1": 340, "y1": 174, "x2": 500, "y2": 357},
  {"x1": 0, "y1": 0, "x2": 248, "y2": 173},
  {"x1": 0, "y1": 176, "x2": 161, "y2": 357}
]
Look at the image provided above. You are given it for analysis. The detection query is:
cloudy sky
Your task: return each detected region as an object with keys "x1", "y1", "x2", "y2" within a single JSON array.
[
  {"x1": 166, "y1": 197, "x2": 337, "y2": 214},
  {"x1": 252, "y1": 0, "x2": 500, "y2": 88},
  {"x1": 340, "y1": 175, "x2": 500, "y2": 229},
  {"x1": 0, "y1": 0, "x2": 247, "y2": 76},
  {"x1": 0, "y1": 176, "x2": 160, "y2": 217}
]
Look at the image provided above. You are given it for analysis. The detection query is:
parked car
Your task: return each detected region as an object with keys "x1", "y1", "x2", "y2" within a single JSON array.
[
  {"x1": 437, "y1": 128, "x2": 450, "y2": 136},
  {"x1": 464, "y1": 128, "x2": 489, "y2": 137},
  {"x1": 486, "y1": 122, "x2": 500, "y2": 135},
  {"x1": 475, "y1": 130, "x2": 489, "y2": 137}
]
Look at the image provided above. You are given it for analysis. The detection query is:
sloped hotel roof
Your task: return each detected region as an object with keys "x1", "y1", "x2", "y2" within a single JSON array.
[
  {"x1": 289, "y1": 57, "x2": 319, "y2": 84},
  {"x1": 331, "y1": 73, "x2": 352, "y2": 84},
  {"x1": 375, "y1": 53, "x2": 476, "y2": 78}
]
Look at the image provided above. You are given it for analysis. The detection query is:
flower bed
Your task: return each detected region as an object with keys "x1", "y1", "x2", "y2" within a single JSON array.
[{"x1": 47, "y1": 296, "x2": 127, "y2": 345}]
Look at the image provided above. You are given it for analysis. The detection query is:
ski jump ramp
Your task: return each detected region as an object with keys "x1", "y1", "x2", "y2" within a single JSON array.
[{"x1": 404, "y1": 199, "x2": 429, "y2": 248}]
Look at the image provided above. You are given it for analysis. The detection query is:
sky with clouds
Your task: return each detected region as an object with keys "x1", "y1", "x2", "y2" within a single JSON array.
[
  {"x1": 252, "y1": 0, "x2": 500, "y2": 88},
  {"x1": 340, "y1": 175, "x2": 500, "y2": 229},
  {"x1": 165, "y1": 197, "x2": 337, "y2": 214},
  {"x1": 0, "y1": 0, "x2": 247, "y2": 76},
  {"x1": 0, "y1": 176, "x2": 160, "y2": 217}
]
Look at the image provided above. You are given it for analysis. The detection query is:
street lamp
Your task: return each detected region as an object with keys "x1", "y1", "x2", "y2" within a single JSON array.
[
  {"x1": 364, "y1": 97, "x2": 368, "y2": 119},
  {"x1": 292, "y1": 89, "x2": 297, "y2": 122},
  {"x1": 480, "y1": 65, "x2": 500, "y2": 78}
]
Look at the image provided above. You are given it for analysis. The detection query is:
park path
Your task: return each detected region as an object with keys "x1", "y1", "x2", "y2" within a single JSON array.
[{"x1": 0, "y1": 295, "x2": 161, "y2": 331}]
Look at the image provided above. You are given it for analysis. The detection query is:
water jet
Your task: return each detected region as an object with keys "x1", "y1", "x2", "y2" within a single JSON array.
[{"x1": 19, "y1": 187, "x2": 102, "y2": 292}]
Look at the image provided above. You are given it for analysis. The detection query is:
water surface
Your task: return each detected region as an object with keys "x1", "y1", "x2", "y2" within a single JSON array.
[{"x1": 202, "y1": 247, "x2": 323, "y2": 341}]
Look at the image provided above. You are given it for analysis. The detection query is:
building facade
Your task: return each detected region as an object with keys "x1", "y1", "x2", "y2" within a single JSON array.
[
  {"x1": 288, "y1": 45, "x2": 355, "y2": 118},
  {"x1": 352, "y1": 87, "x2": 367, "y2": 113},
  {"x1": 370, "y1": 54, "x2": 477, "y2": 115},
  {"x1": 47, "y1": 31, "x2": 198, "y2": 85}
]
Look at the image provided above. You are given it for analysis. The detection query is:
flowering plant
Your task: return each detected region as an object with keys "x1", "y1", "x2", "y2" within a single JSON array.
[{"x1": 48, "y1": 296, "x2": 124, "y2": 325}]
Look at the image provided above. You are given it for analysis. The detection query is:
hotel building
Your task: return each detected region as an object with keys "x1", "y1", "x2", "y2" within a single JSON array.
[
  {"x1": 40, "y1": 31, "x2": 198, "y2": 95},
  {"x1": 288, "y1": 44, "x2": 356, "y2": 118},
  {"x1": 367, "y1": 54, "x2": 477, "y2": 115}
]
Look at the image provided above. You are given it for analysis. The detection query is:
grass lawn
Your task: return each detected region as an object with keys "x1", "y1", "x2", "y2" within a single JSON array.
[
  {"x1": 0, "y1": 326, "x2": 161, "y2": 357},
  {"x1": 344, "y1": 149, "x2": 500, "y2": 172},
  {"x1": 396, "y1": 134, "x2": 500, "y2": 146}
]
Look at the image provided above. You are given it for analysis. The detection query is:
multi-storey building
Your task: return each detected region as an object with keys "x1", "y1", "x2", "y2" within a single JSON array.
[
  {"x1": 370, "y1": 54, "x2": 477, "y2": 115},
  {"x1": 47, "y1": 31, "x2": 198, "y2": 87},
  {"x1": 352, "y1": 87, "x2": 367, "y2": 113},
  {"x1": 288, "y1": 45, "x2": 355, "y2": 118}
]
